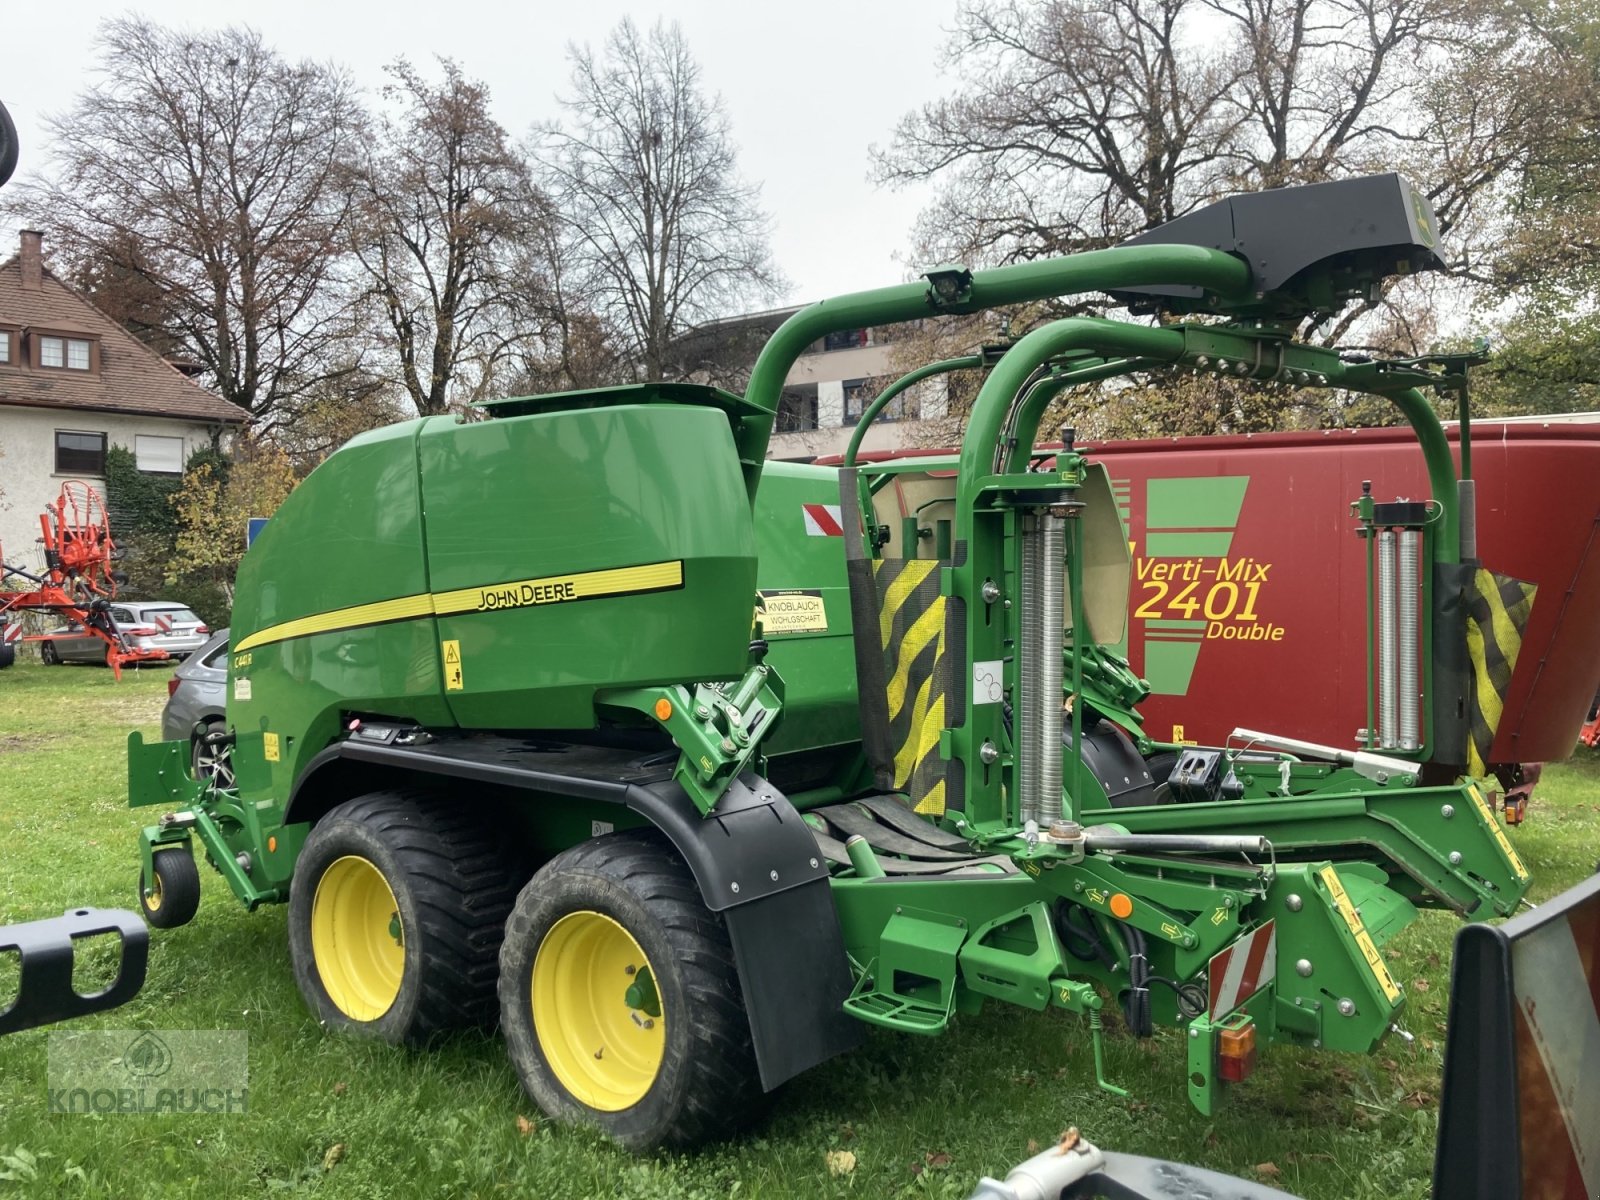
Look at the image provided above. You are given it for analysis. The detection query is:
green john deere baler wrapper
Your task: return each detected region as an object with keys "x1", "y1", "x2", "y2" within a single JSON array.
[{"x1": 129, "y1": 172, "x2": 1532, "y2": 1150}]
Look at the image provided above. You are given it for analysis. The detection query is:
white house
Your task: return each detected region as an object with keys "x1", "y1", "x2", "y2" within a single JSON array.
[
  {"x1": 671, "y1": 305, "x2": 952, "y2": 461},
  {"x1": 0, "y1": 231, "x2": 242, "y2": 572}
]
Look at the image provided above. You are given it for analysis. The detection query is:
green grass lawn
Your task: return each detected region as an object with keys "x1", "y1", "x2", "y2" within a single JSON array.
[{"x1": 1, "y1": 658, "x2": 1596, "y2": 1199}]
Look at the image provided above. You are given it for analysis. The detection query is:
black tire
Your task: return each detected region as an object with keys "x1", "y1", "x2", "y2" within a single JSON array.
[
  {"x1": 498, "y1": 829, "x2": 765, "y2": 1151},
  {"x1": 191, "y1": 720, "x2": 234, "y2": 789},
  {"x1": 39, "y1": 641, "x2": 60, "y2": 666},
  {"x1": 287, "y1": 790, "x2": 520, "y2": 1046},
  {"x1": 0, "y1": 643, "x2": 13, "y2": 670},
  {"x1": 140, "y1": 846, "x2": 201, "y2": 929}
]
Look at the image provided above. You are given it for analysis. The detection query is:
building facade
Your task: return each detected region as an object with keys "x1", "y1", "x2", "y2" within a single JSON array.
[
  {"x1": 674, "y1": 305, "x2": 954, "y2": 460},
  {"x1": 0, "y1": 231, "x2": 242, "y2": 571}
]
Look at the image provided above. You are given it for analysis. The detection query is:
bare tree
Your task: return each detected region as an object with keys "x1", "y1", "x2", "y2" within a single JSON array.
[
  {"x1": 538, "y1": 18, "x2": 782, "y2": 382},
  {"x1": 872, "y1": 0, "x2": 1531, "y2": 264},
  {"x1": 8, "y1": 18, "x2": 363, "y2": 424},
  {"x1": 348, "y1": 58, "x2": 550, "y2": 416},
  {"x1": 873, "y1": 0, "x2": 1600, "y2": 436}
]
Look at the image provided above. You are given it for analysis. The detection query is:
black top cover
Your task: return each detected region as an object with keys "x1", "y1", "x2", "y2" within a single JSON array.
[{"x1": 1110, "y1": 173, "x2": 1445, "y2": 316}]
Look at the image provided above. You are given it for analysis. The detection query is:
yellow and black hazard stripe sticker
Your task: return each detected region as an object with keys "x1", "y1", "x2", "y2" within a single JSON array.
[
  {"x1": 1318, "y1": 865, "x2": 1402, "y2": 1004},
  {"x1": 234, "y1": 560, "x2": 684, "y2": 654},
  {"x1": 1467, "y1": 782, "x2": 1529, "y2": 881},
  {"x1": 873, "y1": 558, "x2": 950, "y2": 816},
  {"x1": 1464, "y1": 568, "x2": 1536, "y2": 777}
]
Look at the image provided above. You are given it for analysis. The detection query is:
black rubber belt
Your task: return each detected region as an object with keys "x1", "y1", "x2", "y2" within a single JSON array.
[
  {"x1": 853, "y1": 794, "x2": 970, "y2": 850},
  {"x1": 810, "y1": 830, "x2": 1016, "y2": 876},
  {"x1": 815, "y1": 804, "x2": 975, "y2": 860}
]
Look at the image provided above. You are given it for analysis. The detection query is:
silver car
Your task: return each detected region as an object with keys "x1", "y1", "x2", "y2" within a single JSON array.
[
  {"x1": 40, "y1": 601, "x2": 211, "y2": 665},
  {"x1": 161, "y1": 627, "x2": 230, "y2": 783}
]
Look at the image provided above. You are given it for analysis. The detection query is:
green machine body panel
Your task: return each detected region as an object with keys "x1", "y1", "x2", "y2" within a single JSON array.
[
  {"x1": 228, "y1": 419, "x2": 453, "y2": 809},
  {"x1": 750, "y1": 462, "x2": 861, "y2": 760},
  {"x1": 417, "y1": 404, "x2": 757, "y2": 730}
]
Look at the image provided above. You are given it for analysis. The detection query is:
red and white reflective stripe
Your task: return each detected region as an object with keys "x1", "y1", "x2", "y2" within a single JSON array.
[
  {"x1": 1513, "y1": 900, "x2": 1600, "y2": 1199},
  {"x1": 1, "y1": 623, "x2": 20, "y2": 645},
  {"x1": 153, "y1": 613, "x2": 174, "y2": 632},
  {"x1": 1208, "y1": 920, "x2": 1276, "y2": 1019},
  {"x1": 802, "y1": 503, "x2": 844, "y2": 537}
]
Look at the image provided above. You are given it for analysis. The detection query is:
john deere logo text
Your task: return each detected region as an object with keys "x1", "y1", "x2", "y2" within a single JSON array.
[{"x1": 475, "y1": 580, "x2": 579, "y2": 610}]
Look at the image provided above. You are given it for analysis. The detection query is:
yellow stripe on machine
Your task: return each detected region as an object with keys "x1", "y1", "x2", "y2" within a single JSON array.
[
  {"x1": 1468, "y1": 783, "x2": 1529, "y2": 881},
  {"x1": 234, "y1": 594, "x2": 435, "y2": 653},
  {"x1": 1318, "y1": 865, "x2": 1402, "y2": 1003},
  {"x1": 235, "y1": 561, "x2": 684, "y2": 653}
]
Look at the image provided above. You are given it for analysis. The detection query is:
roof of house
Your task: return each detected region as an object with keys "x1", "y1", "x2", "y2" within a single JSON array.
[{"x1": 0, "y1": 252, "x2": 245, "y2": 425}]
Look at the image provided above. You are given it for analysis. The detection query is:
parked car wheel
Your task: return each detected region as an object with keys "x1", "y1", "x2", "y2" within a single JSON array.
[
  {"x1": 190, "y1": 720, "x2": 234, "y2": 789},
  {"x1": 39, "y1": 641, "x2": 61, "y2": 666}
]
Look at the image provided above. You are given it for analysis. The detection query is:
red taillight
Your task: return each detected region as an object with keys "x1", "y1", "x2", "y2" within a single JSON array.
[
  {"x1": 168, "y1": 677, "x2": 180, "y2": 697},
  {"x1": 127, "y1": 626, "x2": 158, "y2": 636},
  {"x1": 196, "y1": 626, "x2": 210, "y2": 635},
  {"x1": 1217, "y1": 1021, "x2": 1258, "y2": 1082}
]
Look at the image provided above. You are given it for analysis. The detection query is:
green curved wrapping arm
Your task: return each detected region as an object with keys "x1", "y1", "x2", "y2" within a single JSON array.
[
  {"x1": 744, "y1": 245, "x2": 1254, "y2": 478},
  {"x1": 956, "y1": 321, "x2": 1187, "y2": 533},
  {"x1": 1364, "y1": 386, "x2": 1458, "y2": 562},
  {"x1": 843, "y1": 355, "x2": 984, "y2": 468}
]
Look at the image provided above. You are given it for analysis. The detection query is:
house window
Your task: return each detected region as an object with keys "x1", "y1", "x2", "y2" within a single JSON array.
[
  {"x1": 0, "y1": 331, "x2": 10, "y2": 364},
  {"x1": 824, "y1": 329, "x2": 869, "y2": 352},
  {"x1": 55, "y1": 430, "x2": 107, "y2": 476},
  {"x1": 842, "y1": 377, "x2": 916, "y2": 427},
  {"x1": 842, "y1": 378, "x2": 872, "y2": 425},
  {"x1": 39, "y1": 335, "x2": 94, "y2": 371},
  {"x1": 776, "y1": 387, "x2": 819, "y2": 433},
  {"x1": 135, "y1": 435, "x2": 185, "y2": 475}
]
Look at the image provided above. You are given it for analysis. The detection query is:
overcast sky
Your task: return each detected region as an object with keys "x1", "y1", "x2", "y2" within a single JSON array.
[{"x1": 3, "y1": 0, "x2": 957, "y2": 306}]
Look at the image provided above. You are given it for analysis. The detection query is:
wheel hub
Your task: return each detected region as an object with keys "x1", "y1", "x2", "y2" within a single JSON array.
[
  {"x1": 310, "y1": 855, "x2": 406, "y2": 1022},
  {"x1": 531, "y1": 911, "x2": 665, "y2": 1112}
]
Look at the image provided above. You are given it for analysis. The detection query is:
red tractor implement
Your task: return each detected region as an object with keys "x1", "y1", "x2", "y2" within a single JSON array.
[{"x1": 0, "y1": 481, "x2": 168, "y2": 678}]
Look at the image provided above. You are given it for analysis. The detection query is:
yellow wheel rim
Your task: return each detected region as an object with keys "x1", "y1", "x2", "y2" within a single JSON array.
[
  {"x1": 531, "y1": 911, "x2": 665, "y2": 1112},
  {"x1": 145, "y1": 870, "x2": 163, "y2": 912},
  {"x1": 311, "y1": 855, "x2": 405, "y2": 1022}
]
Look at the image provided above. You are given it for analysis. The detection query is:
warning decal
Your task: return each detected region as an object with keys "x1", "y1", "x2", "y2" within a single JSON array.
[
  {"x1": 1208, "y1": 920, "x2": 1276, "y2": 1019},
  {"x1": 263, "y1": 731, "x2": 280, "y2": 762},
  {"x1": 442, "y1": 639, "x2": 464, "y2": 691},
  {"x1": 872, "y1": 557, "x2": 951, "y2": 816},
  {"x1": 758, "y1": 590, "x2": 828, "y2": 635},
  {"x1": 1319, "y1": 865, "x2": 1402, "y2": 1003},
  {"x1": 1464, "y1": 567, "x2": 1537, "y2": 777},
  {"x1": 802, "y1": 504, "x2": 844, "y2": 536},
  {"x1": 1469, "y1": 782, "x2": 1529, "y2": 881}
]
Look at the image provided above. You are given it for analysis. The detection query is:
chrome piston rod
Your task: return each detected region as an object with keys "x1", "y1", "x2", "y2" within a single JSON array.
[
  {"x1": 1397, "y1": 529, "x2": 1421, "y2": 751},
  {"x1": 1038, "y1": 510, "x2": 1066, "y2": 821},
  {"x1": 1376, "y1": 530, "x2": 1398, "y2": 749},
  {"x1": 1231, "y1": 727, "x2": 1418, "y2": 784},
  {"x1": 1083, "y1": 833, "x2": 1270, "y2": 855},
  {"x1": 1018, "y1": 517, "x2": 1042, "y2": 827}
]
